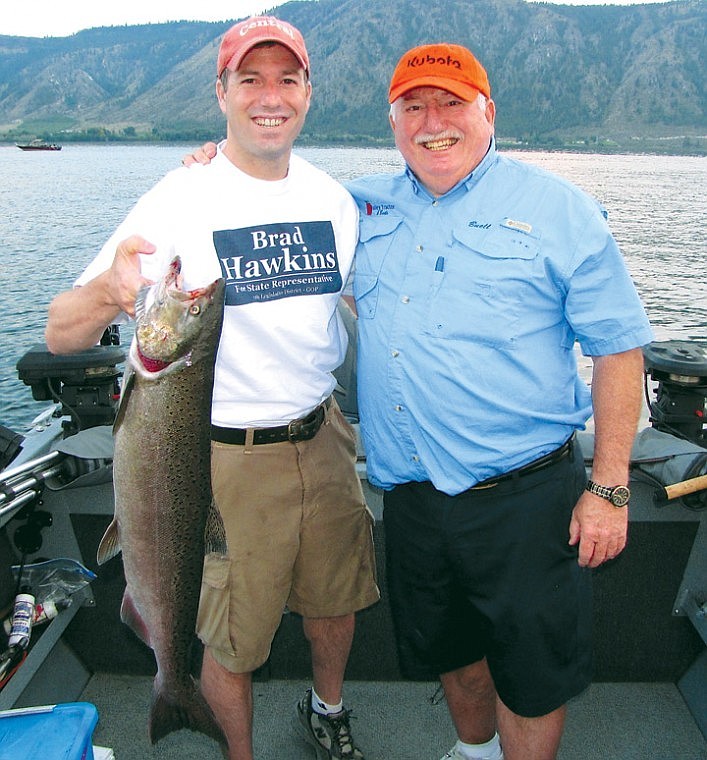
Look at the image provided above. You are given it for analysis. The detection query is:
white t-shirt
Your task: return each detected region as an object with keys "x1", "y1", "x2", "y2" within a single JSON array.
[{"x1": 77, "y1": 149, "x2": 358, "y2": 427}]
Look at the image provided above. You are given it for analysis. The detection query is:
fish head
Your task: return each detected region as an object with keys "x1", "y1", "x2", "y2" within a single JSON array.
[{"x1": 134, "y1": 257, "x2": 225, "y2": 371}]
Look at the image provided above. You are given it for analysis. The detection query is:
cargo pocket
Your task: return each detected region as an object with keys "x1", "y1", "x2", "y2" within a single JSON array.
[{"x1": 197, "y1": 552, "x2": 237, "y2": 656}]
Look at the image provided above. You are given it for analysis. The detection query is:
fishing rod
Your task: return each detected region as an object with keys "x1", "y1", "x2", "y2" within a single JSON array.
[{"x1": 0, "y1": 451, "x2": 65, "y2": 522}]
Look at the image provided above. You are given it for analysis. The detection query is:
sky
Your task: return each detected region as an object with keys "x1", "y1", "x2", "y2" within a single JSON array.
[{"x1": 1, "y1": 0, "x2": 673, "y2": 39}]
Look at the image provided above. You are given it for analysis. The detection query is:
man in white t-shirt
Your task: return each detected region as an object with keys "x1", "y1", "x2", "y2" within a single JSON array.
[{"x1": 45, "y1": 17, "x2": 378, "y2": 760}]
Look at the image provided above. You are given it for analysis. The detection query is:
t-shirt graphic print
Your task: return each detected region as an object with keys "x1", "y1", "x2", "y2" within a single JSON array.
[{"x1": 213, "y1": 221, "x2": 342, "y2": 306}]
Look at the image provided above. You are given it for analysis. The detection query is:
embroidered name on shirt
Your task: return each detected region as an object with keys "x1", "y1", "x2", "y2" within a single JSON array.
[
  {"x1": 468, "y1": 220, "x2": 492, "y2": 229},
  {"x1": 365, "y1": 202, "x2": 396, "y2": 216},
  {"x1": 213, "y1": 221, "x2": 342, "y2": 306}
]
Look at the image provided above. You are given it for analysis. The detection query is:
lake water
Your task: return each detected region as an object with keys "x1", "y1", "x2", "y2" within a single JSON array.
[{"x1": 1, "y1": 144, "x2": 705, "y2": 432}]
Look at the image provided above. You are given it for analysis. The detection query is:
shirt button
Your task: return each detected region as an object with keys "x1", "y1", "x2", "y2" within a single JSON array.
[
  {"x1": 394, "y1": 405, "x2": 404, "y2": 412},
  {"x1": 391, "y1": 350, "x2": 399, "y2": 358},
  {"x1": 432, "y1": 200, "x2": 439, "y2": 207},
  {"x1": 412, "y1": 455, "x2": 420, "y2": 462},
  {"x1": 416, "y1": 245, "x2": 423, "y2": 253},
  {"x1": 401, "y1": 295, "x2": 410, "y2": 304}
]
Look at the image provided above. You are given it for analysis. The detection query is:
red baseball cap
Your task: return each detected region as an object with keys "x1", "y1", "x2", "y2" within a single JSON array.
[
  {"x1": 388, "y1": 43, "x2": 490, "y2": 104},
  {"x1": 217, "y1": 16, "x2": 309, "y2": 77}
]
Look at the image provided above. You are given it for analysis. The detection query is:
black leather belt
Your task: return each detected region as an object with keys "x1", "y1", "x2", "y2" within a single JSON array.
[
  {"x1": 470, "y1": 434, "x2": 575, "y2": 490},
  {"x1": 211, "y1": 397, "x2": 332, "y2": 445}
]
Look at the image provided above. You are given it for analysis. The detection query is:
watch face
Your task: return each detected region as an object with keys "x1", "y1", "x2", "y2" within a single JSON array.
[{"x1": 610, "y1": 486, "x2": 630, "y2": 507}]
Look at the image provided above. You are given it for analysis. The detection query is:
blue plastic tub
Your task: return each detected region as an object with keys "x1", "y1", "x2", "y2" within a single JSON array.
[{"x1": 0, "y1": 702, "x2": 98, "y2": 760}]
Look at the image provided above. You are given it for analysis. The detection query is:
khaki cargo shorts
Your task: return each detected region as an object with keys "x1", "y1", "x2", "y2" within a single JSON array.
[{"x1": 196, "y1": 399, "x2": 379, "y2": 673}]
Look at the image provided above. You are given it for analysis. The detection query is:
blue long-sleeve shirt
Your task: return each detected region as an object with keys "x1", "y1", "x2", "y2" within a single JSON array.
[{"x1": 346, "y1": 141, "x2": 654, "y2": 495}]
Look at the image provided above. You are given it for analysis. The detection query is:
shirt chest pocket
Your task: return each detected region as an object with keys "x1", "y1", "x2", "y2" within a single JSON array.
[
  {"x1": 426, "y1": 222, "x2": 541, "y2": 347},
  {"x1": 354, "y1": 214, "x2": 405, "y2": 320}
]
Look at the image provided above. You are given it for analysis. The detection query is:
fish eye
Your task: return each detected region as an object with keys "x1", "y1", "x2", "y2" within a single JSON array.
[{"x1": 189, "y1": 304, "x2": 201, "y2": 315}]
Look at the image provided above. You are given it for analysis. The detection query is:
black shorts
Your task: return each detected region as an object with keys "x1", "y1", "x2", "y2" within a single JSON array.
[{"x1": 383, "y1": 437, "x2": 592, "y2": 717}]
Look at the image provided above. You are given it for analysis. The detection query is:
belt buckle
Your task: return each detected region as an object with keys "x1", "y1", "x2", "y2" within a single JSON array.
[
  {"x1": 287, "y1": 403, "x2": 326, "y2": 443},
  {"x1": 287, "y1": 417, "x2": 304, "y2": 442}
]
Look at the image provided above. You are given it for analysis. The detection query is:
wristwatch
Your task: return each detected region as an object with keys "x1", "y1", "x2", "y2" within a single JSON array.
[{"x1": 585, "y1": 480, "x2": 631, "y2": 507}]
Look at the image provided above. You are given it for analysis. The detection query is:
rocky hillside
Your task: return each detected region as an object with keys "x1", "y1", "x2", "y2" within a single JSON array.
[{"x1": 0, "y1": 0, "x2": 704, "y2": 152}]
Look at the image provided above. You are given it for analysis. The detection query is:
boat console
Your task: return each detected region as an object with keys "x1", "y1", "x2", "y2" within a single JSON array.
[{"x1": 1, "y1": 341, "x2": 124, "y2": 708}]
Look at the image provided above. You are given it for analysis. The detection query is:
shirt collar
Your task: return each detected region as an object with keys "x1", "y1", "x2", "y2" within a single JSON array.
[{"x1": 405, "y1": 137, "x2": 498, "y2": 200}]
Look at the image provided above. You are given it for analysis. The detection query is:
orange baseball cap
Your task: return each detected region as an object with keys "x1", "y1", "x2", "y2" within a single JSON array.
[
  {"x1": 217, "y1": 16, "x2": 309, "y2": 77},
  {"x1": 388, "y1": 43, "x2": 490, "y2": 104}
]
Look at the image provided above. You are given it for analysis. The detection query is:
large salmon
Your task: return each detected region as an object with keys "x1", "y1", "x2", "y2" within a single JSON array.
[{"x1": 97, "y1": 257, "x2": 227, "y2": 746}]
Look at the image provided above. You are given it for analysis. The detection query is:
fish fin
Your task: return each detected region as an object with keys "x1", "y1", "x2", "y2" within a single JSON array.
[
  {"x1": 120, "y1": 592, "x2": 152, "y2": 648},
  {"x1": 112, "y1": 365, "x2": 135, "y2": 434},
  {"x1": 96, "y1": 518, "x2": 122, "y2": 564},
  {"x1": 148, "y1": 675, "x2": 226, "y2": 746},
  {"x1": 134, "y1": 284, "x2": 151, "y2": 321},
  {"x1": 203, "y1": 500, "x2": 228, "y2": 555}
]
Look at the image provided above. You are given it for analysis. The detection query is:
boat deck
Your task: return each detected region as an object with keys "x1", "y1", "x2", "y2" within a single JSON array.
[
  {"x1": 81, "y1": 675, "x2": 707, "y2": 759},
  {"x1": 63, "y1": 474, "x2": 707, "y2": 759}
]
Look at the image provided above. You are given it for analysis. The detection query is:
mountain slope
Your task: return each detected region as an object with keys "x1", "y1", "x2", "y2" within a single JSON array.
[{"x1": 0, "y1": 0, "x2": 704, "y2": 151}]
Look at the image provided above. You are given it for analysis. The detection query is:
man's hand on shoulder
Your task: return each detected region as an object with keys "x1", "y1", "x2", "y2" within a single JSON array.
[{"x1": 181, "y1": 142, "x2": 218, "y2": 167}]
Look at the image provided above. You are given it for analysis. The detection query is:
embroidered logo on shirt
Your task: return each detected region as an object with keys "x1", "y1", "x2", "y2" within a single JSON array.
[
  {"x1": 213, "y1": 221, "x2": 342, "y2": 306},
  {"x1": 365, "y1": 202, "x2": 396, "y2": 216}
]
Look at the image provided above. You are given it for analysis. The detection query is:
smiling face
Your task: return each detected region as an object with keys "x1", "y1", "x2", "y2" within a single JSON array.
[
  {"x1": 216, "y1": 43, "x2": 311, "y2": 180},
  {"x1": 390, "y1": 86, "x2": 496, "y2": 197}
]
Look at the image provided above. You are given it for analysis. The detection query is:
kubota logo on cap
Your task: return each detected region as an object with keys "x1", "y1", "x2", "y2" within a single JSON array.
[{"x1": 406, "y1": 54, "x2": 462, "y2": 70}]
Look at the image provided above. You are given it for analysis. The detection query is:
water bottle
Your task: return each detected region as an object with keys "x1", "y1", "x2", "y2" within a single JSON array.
[
  {"x1": 7, "y1": 589, "x2": 35, "y2": 649},
  {"x1": 3, "y1": 596, "x2": 69, "y2": 637}
]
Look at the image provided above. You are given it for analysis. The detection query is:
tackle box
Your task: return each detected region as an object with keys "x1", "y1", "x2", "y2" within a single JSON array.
[{"x1": 0, "y1": 702, "x2": 98, "y2": 759}]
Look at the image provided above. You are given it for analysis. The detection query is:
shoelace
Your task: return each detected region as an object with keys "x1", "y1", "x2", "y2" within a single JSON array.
[{"x1": 325, "y1": 710, "x2": 357, "y2": 756}]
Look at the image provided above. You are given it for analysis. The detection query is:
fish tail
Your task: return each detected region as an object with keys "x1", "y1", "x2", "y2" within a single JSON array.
[{"x1": 148, "y1": 678, "x2": 226, "y2": 747}]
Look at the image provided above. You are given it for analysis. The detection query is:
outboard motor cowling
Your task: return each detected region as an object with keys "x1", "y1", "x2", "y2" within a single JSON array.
[{"x1": 642, "y1": 340, "x2": 707, "y2": 447}]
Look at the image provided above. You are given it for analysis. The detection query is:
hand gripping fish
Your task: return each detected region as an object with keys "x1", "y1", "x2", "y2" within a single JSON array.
[{"x1": 97, "y1": 257, "x2": 227, "y2": 746}]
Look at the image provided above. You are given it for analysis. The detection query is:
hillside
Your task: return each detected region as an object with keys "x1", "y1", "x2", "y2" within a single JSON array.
[{"x1": 0, "y1": 0, "x2": 704, "y2": 153}]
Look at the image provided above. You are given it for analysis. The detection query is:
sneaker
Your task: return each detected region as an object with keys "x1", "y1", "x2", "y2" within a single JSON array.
[
  {"x1": 440, "y1": 742, "x2": 504, "y2": 760},
  {"x1": 295, "y1": 688, "x2": 365, "y2": 759}
]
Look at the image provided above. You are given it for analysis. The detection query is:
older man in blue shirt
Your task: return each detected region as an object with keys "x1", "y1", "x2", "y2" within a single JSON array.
[{"x1": 346, "y1": 45, "x2": 652, "y2": 760}]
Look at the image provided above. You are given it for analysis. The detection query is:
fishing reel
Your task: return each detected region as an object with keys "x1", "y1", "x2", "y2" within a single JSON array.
[
  {"x1": 16, "y1": 340, "x2": 126, "y2": 435},
  {"x1": 642, "y1": 340, "x2": 707, "y2": 447},
  {"x1": 642, "y1": 340, "x2": 707, "y2": 510}
]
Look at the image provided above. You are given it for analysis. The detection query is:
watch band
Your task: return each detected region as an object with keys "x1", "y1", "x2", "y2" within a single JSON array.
[
  {"x1": 586, "y1": 480, "x2": 613, "y2": 499},
  {"x1": 586, "y1": 480, "x2": 630, "y2": 507}
]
